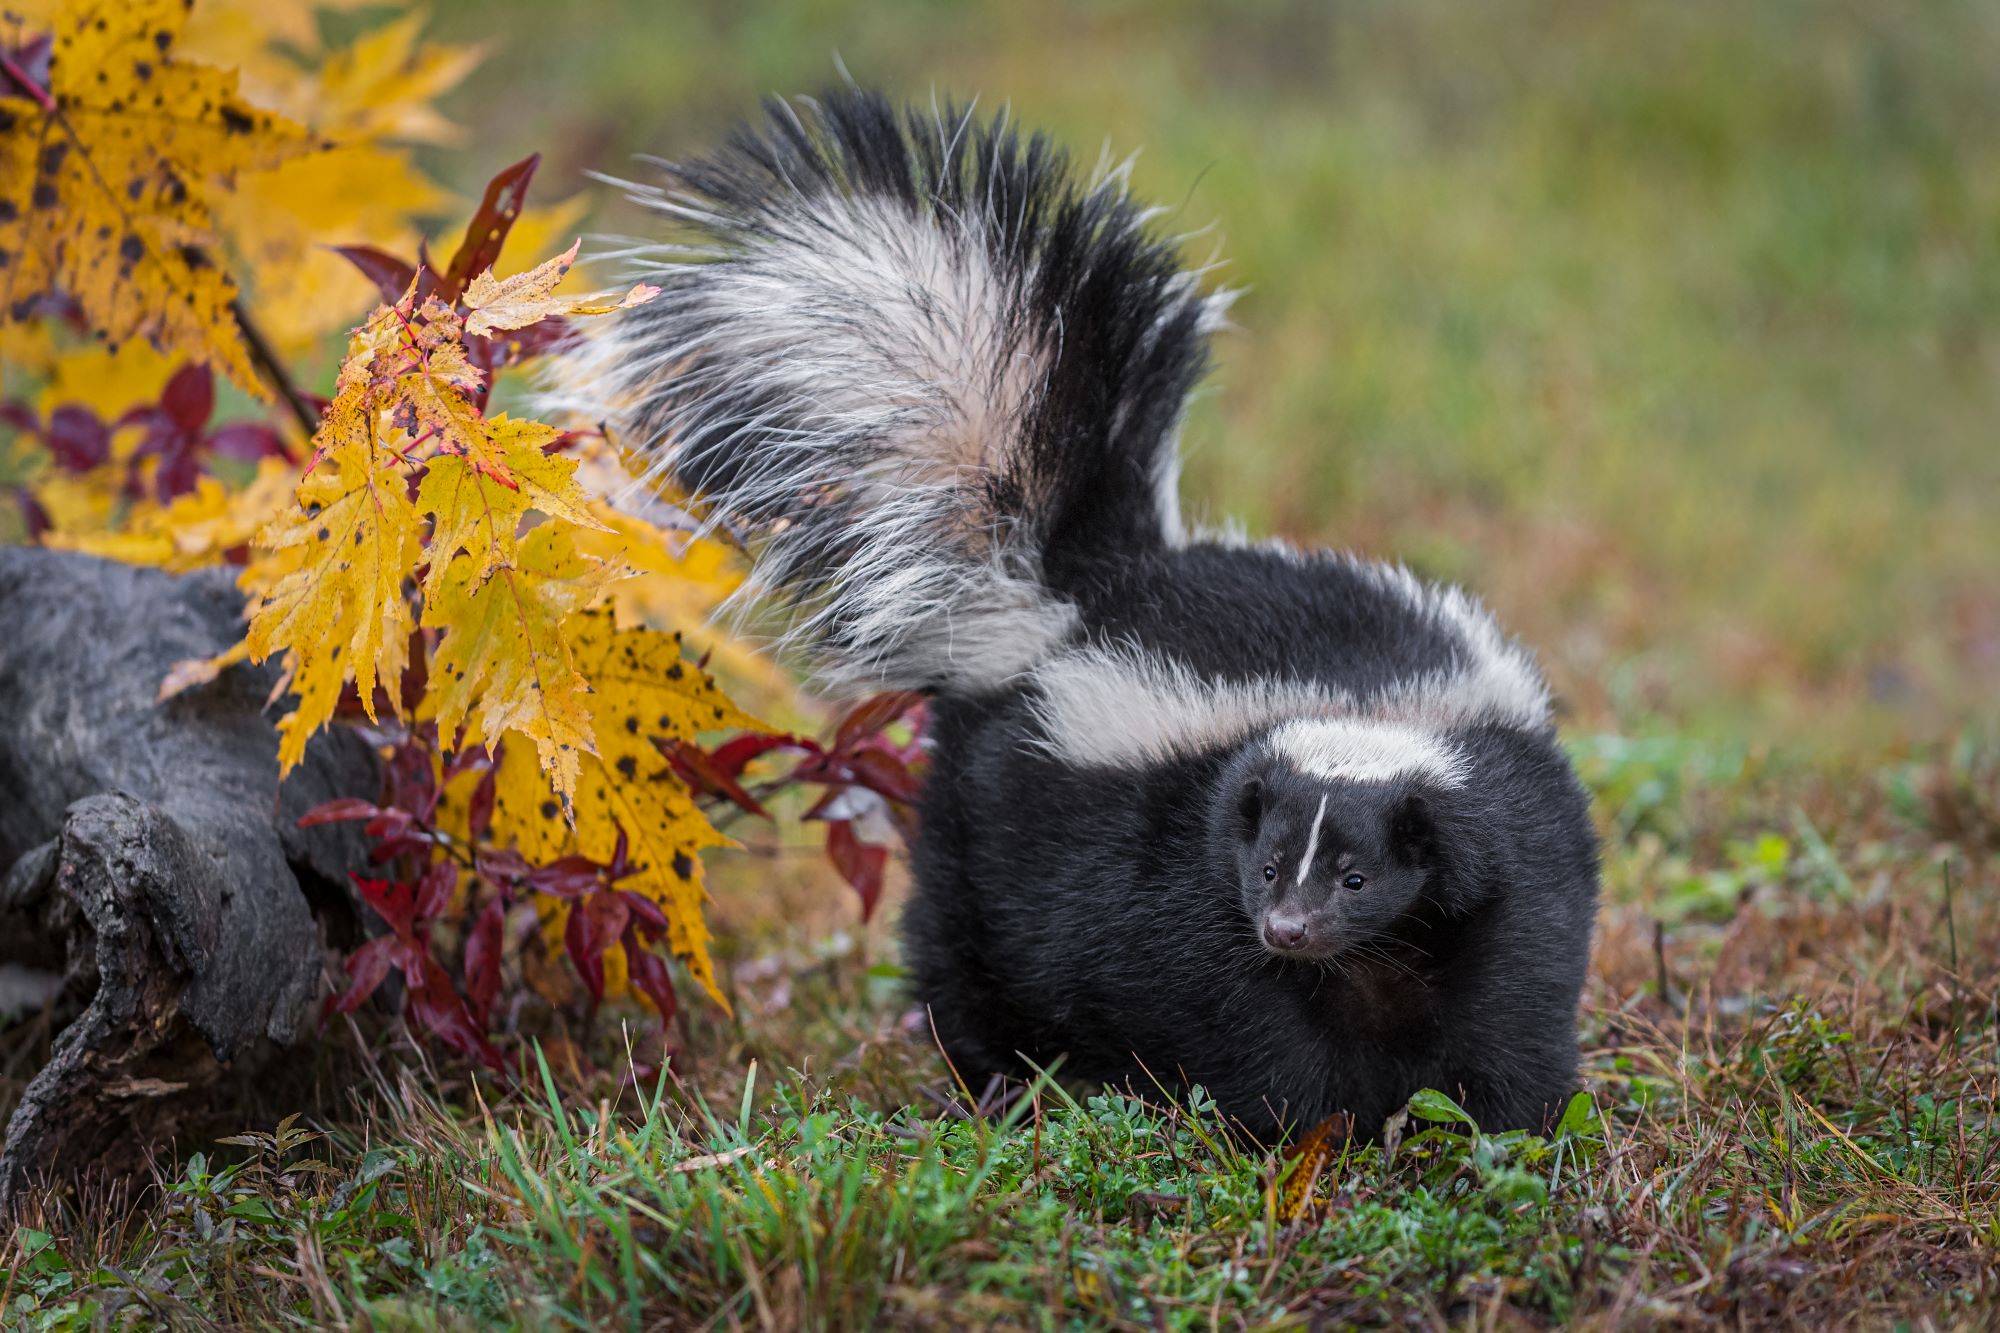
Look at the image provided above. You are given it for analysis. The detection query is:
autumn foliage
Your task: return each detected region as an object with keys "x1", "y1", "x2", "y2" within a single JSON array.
[{"x1": 0, "y1": 0, "x2": 920, "y2": 1070}]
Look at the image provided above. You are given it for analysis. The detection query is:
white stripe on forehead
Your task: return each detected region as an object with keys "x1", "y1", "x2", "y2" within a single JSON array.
[
  {"x1": 1269, "y1": 718, "x2": 1467, "y2": 788},
  {"x1": 1297, "y1": 793, "x2": 1329, "y2": 887}
]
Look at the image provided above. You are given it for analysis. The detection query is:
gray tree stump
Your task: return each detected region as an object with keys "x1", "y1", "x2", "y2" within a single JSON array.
[{"x1": 0, "y1": 549, "x2": 379, "y2": 1212}]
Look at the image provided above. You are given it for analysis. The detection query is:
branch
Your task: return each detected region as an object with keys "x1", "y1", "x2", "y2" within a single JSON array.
[
  {"x1": 229, "y1": 300, "x2": 320, "y2": 440},
  {"x1": 0, "y1": 50, "x2": 55, "y2": 113}
]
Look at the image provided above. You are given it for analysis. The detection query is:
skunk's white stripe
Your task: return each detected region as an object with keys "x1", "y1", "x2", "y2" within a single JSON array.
[
  {"x1": 1026, "y1": 592, "x2": 1547, "y2": 774},
  {"x1": 1297, "y1": 793, "x2": 1329, "y2": 887},
  {"x1": 1269, "y1": 718, "x2": 1466, "y2": 788}
]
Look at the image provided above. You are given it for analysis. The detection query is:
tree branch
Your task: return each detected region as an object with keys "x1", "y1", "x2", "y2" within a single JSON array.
[{"x1": 229, "y1": 300, "x2": 320, "y2": 440}]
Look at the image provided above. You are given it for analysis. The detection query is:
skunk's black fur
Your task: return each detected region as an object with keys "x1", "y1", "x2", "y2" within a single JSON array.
[{"x1": 560, "y1": 89, "x2": 1601, "y2": 1139}]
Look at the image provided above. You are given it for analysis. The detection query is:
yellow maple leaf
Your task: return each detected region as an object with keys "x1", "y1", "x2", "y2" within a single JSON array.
[
  {"x1": 570, "y1": 499, "x2": 798, "y2": 710},
  {"x1": 197, "y1": 6, "x2": 479, "y2": 352},
  {"x1": 484, "y1": 608, "x2": 766, "y2": 1008},
  {"x1": 216, "y1": 144, "x2": 451, "y2": 354},
  {"x1": 462, "y1": 240, "x2": 658, "y2": 338},
  {"x1": 299, "y1": 9, "x2": 486, "y2": 146},
  {"x1": 416, "y1": 415, "x2": 604, "y2": 598},
  {"x1": 32, "y1": 338, "x2": 175, "y2": 421},
  {"x1": 243, "y1": 434, "x2": 421, "y2": 771},
  {"x1": 48, "y1": 456, "x2": 294, "y2": 572},
  {"x1": 0, "y1": 0, "x2": 318, "y2": 394},
  {"x1": 423, "y1": 523, "x2": 611, "y2": 806}
]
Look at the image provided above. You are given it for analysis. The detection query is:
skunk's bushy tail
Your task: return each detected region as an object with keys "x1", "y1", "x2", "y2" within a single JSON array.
[{"x1": 549, "y1": 90, "x2": 1229, "y2": 693}]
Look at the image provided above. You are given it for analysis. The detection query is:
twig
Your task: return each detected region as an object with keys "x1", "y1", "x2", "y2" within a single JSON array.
[
  {"x1": 230, "y1": 299, "x2": 320, "y2": 438},
  {"x1": 0, "y1": 50, "x2": 55, "y2": 113}
]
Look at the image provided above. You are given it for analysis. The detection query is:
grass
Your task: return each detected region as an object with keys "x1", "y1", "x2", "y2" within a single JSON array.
[
  {"x1": 6, "y1": 1, "x2": 2000, "y2": 1327},
  {"x1": 5, "y1": 729, "x2": 1996, "y2": 1329}
]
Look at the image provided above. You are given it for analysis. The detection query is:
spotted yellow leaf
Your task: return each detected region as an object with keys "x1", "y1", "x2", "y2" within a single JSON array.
[
  {"x1": 416, "y1": 415, "x2": 605, "y2": 598},
  {"x1": 0, "y1": 0, "x2": 317, "y2": 393},
  {"x1": 243, "y1": 435, "x2": 421, "y2": 771},
  {"x1": 483, "y1": 607, "x2": 764, "y2": 1007},
  {"x1": 423, "y1": 523, "x2": 612, "y2": 806}
]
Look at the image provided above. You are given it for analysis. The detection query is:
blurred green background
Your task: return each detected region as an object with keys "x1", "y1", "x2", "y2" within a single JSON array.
[{"x1": 427, "y1": 0, "x2": 1999, "y2": 750}]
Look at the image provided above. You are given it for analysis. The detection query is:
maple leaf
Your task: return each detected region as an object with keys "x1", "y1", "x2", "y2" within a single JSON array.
[
  {"x1": 416, "y1": 414, "x2": 602, "y2": 597},
  {"x1": 462, "y1": 239, "x2": 658, "y2": 338},
  {"x1": 485, "y1": 610, "x2": 764, "y2": 1007},
  {"x1": 0, "y1": 0, "x2": 317, "y2": 393},
  {"x1": 424, "y1": 522, "x2": 611, "y2": 806},
  {"x1": 48, "y1": 455, "x2": 293, "y2": 573},
  {"x1": 243, "y1": 436, "x2": 421, "y2": 771},
  {"x1": 216, "y1": 144, "x2": 451, "y2": 353},
  {"x1": 284, "y1": 9, "x2": 485, "y2": 147},
  {"x1": 570, "y1": 497, "x2": 797, "y2": 708}
]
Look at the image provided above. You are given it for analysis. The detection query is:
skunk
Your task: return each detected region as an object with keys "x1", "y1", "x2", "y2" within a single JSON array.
[{"x1": 554, "y1": 90, "x2": 1601, "y2": 1139}]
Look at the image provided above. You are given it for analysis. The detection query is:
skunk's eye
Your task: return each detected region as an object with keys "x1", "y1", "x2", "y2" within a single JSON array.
[
  {"x1": 1342, "y1": 873, "x2": 1367, "y2": 890},
  {"x1": 1262, "y1": 862, "x2": 1277, "y2": 882}
]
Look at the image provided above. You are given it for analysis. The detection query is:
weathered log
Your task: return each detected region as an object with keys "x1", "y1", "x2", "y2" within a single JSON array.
[{"x1": 0, "y1": 549, "x2": 379, "y2": 1212}]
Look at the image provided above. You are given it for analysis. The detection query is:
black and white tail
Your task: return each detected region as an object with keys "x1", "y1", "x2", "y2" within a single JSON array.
[{"x1": 547, "y1": 89, "x2": 1231, "y2": 693}]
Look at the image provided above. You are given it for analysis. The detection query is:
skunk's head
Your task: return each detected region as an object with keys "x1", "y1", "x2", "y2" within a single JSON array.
[{"x1": 1221, "y1": 720, "x2": 1462, "y2": 962}]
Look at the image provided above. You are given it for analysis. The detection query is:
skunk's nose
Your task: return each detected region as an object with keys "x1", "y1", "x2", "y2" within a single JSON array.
[{"x1": 1263, "y1": 913, "x2": 1307, "y2": 951}]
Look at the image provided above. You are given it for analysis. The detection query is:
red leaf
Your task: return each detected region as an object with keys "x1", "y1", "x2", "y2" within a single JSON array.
[
  {"x1": 332, "y1": 936, "x2": 396, "y2": 1014},
  {"x1": 564, "y1": 889, "x2": 630, "y2": 1002},
  {"x1": 475, "y1": 847, "x2": 532, "y2": 886},
  {"x1": 160, "y1": 363, "x2": 214, "y2": 433},
  {"x1": 657, "y1": 737, "x2": 771, "y2": 818},
  {"x1": 463, "y1": 898, "x2": 505, "y2": 1026},
  {"x1": 440, "y1": 154, "x2": 540, "y2": 302},
  {"x1": 17, "y1": 488, "x2": 50, "y2": 540},
  {"x1": 407, "y1": 955, "x2": 505, "y2": 1072},
  {"x1": 333, "y1": 245, "x2": 419, "y2": 306},
  {"x1": 833, "y1": 691, "x2": 927, "y2": 753},
  {"x1": 709, "y1": 733, "x2": 809, "y2": 779},
  {"x1": 525, "y1": 855, "x2": 601, "y2": 899},
  {"x1": 208, "y1": 422, "x2": 289, "y2": 463},
  {"x1": 296, "y1": 797, "x2": 381, "y2": 828},
  {"x1": 825, "y1": 820, "x2": 888, "y2": 921},
  {"x1": 350, "y1": 874, "x2": 416, "y2": 937},
  {"x1": 362, "y1": 808, "x2": 414, "y2": 842},
  {"x1": 41, "y1": 405, "x2": 110, "y2": 472},
  {"x1": 841, "y1": 747, "x2": 922, "y2": 804},
  {"x1": 624, "y1": 930, "x2": 679, "y2": 1026},
  {"x1": 466, "y1": 763, "x2": 497, "y2": 842},
  {"x1": 414, "y1": 861, "x2": 458, "y2": 921},
  {"x1": 617, "y1": 888, "x2": 670, "y2": 933},
  {"x1": 607, "y1": 826, "x2": 632, "y2": 881}
]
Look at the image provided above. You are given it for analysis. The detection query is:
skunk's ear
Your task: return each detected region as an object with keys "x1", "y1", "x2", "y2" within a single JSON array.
[
  {"x1": 1389, "y1": 792, "x2": 1439, "y2": 865},
  {"x1": 1236, "y1": 779, "x2": 1264, "y2": 841}
]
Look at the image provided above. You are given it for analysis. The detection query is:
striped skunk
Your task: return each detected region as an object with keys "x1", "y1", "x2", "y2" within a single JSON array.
[{"x1": 554, "y1": 90, "x2": 1601, "y2": 1139}]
